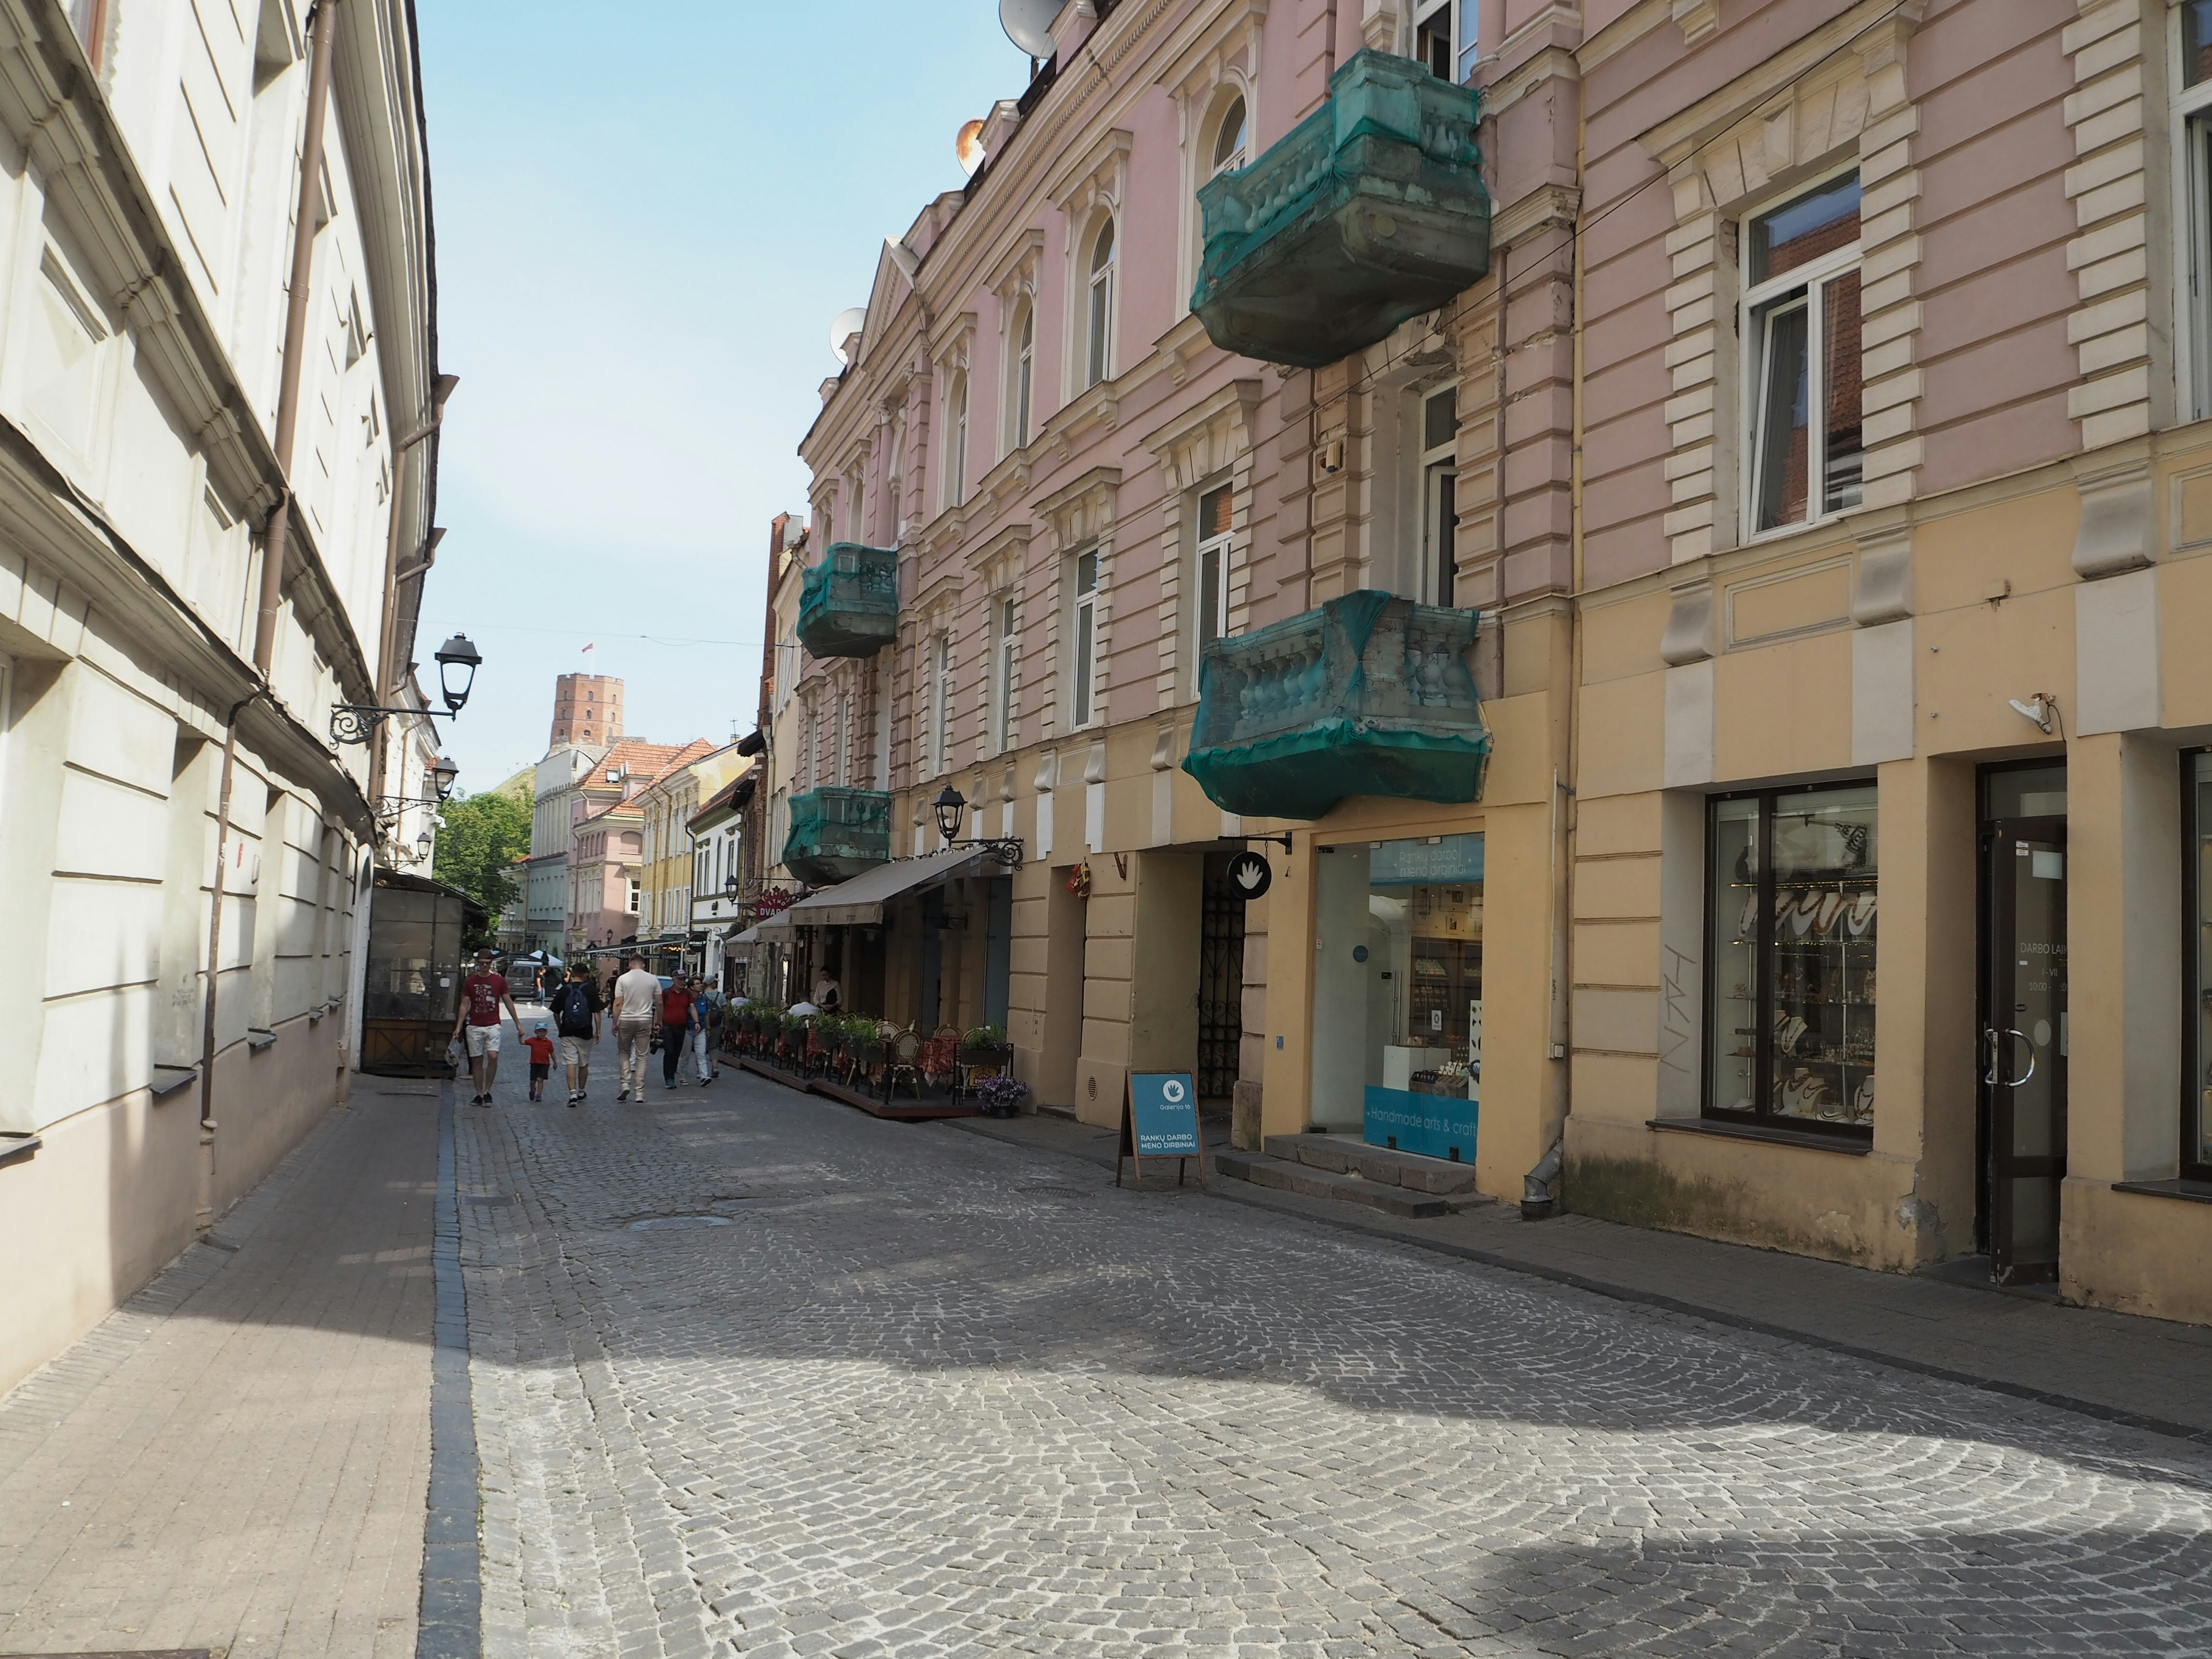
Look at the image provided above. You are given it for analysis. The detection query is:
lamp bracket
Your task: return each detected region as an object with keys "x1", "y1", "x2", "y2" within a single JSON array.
[
  {"x1": 951, "y1": 837, "x2": 1025, "y2": 870},
  {"x1": 1230, "y1": 832, "x2": 1294, "y2": 854},
  {"x1": 331, "y1": 704, "x2": 453, "y2": 747}
]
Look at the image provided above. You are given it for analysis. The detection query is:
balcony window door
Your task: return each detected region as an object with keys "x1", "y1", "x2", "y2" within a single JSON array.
[
  {"x1": 1071, "y1": 549, "x2": 1100, "y2": 729},
  {"x1": 1744, "y1": 173, "x2": 1863, "y2": 534},
  {"x1": 945, "y1": 372, "x2": 969, "y2": 510},
  {"x1": 931, "y1": 635, "x2": 953, "y2": 778},
  {"x1": 1418, "y1": 385, "x2": 1458, "y2": 606},
  {"x1": 1196, "y1": 482, "x2": 1233, "y2": 650},
  {"x1": 2178, "y1": 3, "x2": 2212, "y2": 417},
  {"x1": 1412, "y1": 0, "x2": 1476, "y2": 81},
  {"x1": 1008, "y1": 302, "x2": 1035, "y2": 451},
  {"x1": 995, "y1": 596, "x2": 1018, "y2": 753},
  {"x1": 1086, "y1": 221, "x2": 1117, "y2": 389}
]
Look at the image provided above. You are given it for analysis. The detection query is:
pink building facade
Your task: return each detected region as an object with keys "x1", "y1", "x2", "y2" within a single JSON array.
[{"x1": 766, "y1": 0, "x2": 2212, "y2": 1324}]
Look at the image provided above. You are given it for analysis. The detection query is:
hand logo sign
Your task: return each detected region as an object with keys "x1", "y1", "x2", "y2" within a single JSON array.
[{"x1": 1225, "y1": 850, "x2": 1272, "y2": 900}]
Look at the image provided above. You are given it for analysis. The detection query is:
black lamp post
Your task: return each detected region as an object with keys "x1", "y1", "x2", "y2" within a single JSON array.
[
  {"x1": 415, "y1": 829, "x2": 433, "y2": 862},
  {"x1": 930, "y1": 786, "x2": 1023, "y2": 869},
  {"x1": 434, "y1": 633, "x2": 482, "y2": 714},
  {"x1": 332, "y1": 635, "x2": 487, "y2": 746},
  {"x1": 430, "y1": 756, "x2": 460, "y2": 800}
]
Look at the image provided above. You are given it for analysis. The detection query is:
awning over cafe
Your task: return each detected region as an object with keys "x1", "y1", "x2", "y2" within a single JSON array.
[{"x1": 776, "y1": 846, "x2": 989, "y2": 929}]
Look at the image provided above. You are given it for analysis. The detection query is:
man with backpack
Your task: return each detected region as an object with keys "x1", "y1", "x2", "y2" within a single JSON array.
[{"x1": 547, "y1": 962, "x2": 601, "y2": 1106}]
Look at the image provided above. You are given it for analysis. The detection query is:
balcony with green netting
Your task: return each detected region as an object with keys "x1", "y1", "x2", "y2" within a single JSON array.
[
  {"x1": 797, "y1": 544, "x2": 898, "y2": 660},
  {"x1": 1181, "y1": 591, "x2": 1490, "y2": 821},
  {"x1": 782, "y1": 788, "x2": 892, "y2": 886},
  {"x1": 1191, "y1": 49, "x2": 1490, "y2": 370}
]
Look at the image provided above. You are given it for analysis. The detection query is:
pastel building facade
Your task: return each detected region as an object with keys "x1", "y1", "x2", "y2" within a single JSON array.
[{"x1": 766, "y1": 0, "x2": 2212, "y2": 1325}]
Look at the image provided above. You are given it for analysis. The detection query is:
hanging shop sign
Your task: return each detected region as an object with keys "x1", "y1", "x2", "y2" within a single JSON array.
[
  {"x1": 1225, "y1": 849, "x2": 1272, "y2": 900},
  {"x1": 1116, "y1": 1071, "x2": 1209, "y2": 1188}
]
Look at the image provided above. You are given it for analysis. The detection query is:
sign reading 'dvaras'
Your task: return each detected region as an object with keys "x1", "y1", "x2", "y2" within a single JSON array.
[{"x1": 1117, "y1": 1071, "x2": 1209, "y2": 1188}]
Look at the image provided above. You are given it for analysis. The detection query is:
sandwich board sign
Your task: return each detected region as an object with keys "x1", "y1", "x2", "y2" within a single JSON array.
[{"x1": 1116, "y1": 1070, "x2": 1208, "y2": 1187}]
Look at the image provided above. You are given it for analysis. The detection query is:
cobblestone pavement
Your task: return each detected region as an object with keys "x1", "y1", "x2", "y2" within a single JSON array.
[{"x1": 456, "y1": 1063, "x2": 2212, "y2": 1659}]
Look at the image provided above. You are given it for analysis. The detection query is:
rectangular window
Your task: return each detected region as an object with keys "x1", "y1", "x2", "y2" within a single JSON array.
[
  {"x1": 2181, "y1": 6, "x2": 2212, "y2": 416},
  {"x1": 1071, "y1": 550, "x2": 1099, "y2": 728},
  {"x1": 995, "y1": 596, "x2": 1017, "y2": 753},
  {"x1": 836, "y1": 691, "x2": 853, "y2": 786},
  {"x1": 2185, "y1": 753, "x2": 2212, "y2": 1180},
  {"x1": 1412, "y1": 0, "x2": 1467, "y2": 81},
  {"x1": 946, "y1": 374, "x2": 969, "y2": 509},
  {"x1": 1013, "y1": 305, "x2": 1035, "y2": 450},
  {"x1": 1744, "y1": 174, "x2": 1863, "y2": 534},
  {"x1": 931, "y1": 635, "x2": 953, "y2": 777},
  {"x1": 1706, "y1": 781, "x2": 1878, "y2": 1139},
  {"x1": 1419, "y1": 386, "x2": 1458, "y2": 605},
  {"x1": 627, "y1": 877, "x2": 641, "y2": 915},
  {"x1": 1196, "y1": 483, "x2": 1233, "y2": 648}
]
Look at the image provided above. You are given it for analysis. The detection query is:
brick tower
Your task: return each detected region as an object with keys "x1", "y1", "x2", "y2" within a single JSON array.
[{"x1": 550, "y1": 673, "x2": 623, "y2": 749}]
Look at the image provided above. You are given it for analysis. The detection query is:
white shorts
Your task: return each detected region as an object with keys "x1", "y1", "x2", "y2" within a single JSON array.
[
  {"x1": 465, "y1": 1024, "x2": 502, "y2": 1058},
  {"x1": 558, "y1": 1035, "x2": 591, "y2": 1069}
]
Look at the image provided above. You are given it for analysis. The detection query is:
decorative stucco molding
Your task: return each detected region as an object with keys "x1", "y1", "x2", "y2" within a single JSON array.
[
  {"x1": 1671, "y1": 0, "x2": 1718, "y2": 48},
  {"x1": 1850, "y1": 510, "x2": 1914, "y2": 625},
  {"x1": 2071, "y1": 450, "x2": 2156, "y2": 579},
  {"x1": 2062, "y1": 0, "x2": 2169, "y2": 450},
  {"x1": 1659, "y1": 579, "x2": 1717, "y2": 666}
]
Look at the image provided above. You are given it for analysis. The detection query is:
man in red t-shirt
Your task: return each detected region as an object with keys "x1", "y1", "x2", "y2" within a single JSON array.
[{"x1": 450, "y1": 949, "x2": 524, "y2": 1107}]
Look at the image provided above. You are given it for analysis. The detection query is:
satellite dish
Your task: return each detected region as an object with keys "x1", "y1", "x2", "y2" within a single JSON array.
[
  {"x1": 999, "y1": 0, "x2": 1055, "y2": 58},
  {"x1": 956, "y1": 118, "x2": 986, "y2": 178},
  {"x1": 828, "y1": 306, "x2": 866, "y2": 366}
]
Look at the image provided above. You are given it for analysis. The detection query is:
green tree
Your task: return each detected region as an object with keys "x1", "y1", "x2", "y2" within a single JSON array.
[{"x1": 431, "y1": 789, "x2": 531, "y2": 930}]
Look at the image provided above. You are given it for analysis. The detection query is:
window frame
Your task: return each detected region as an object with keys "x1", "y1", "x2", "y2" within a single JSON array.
[
  {"x1": 930, "y1": 633, "x2": 954, "y2": 778},
  {"x1": 2181, "y1": 749, "x2": 2212, "y2": 1181},
  {"x1": 1700, "y1": 778, "x2": 1879, "y2": 1145},
  {"x1": 1411, "y1": 0, "x2": 1476, "y2": 82},
  {"x1": 1738, "y1": 168, "x2": 1865, "y2": 542},
  {"x1": 944, "y1": 370, "x2": 969, "y2": 511},
  {"x1": 1007, "y1": 300, "x2": 1035, "y2": 453},
  {"x1": 1194, "y1": 480, "x2": 1234, "y2": 652},
  {"x1": 1416, "y1": 383, "x2": 1459, "y2": 606},
  {"x1": 994, "y1": 594, "x2": 1018, "y2": 755},
  {"x1": 1070, "y1": 548, "x2": 1100, "y2": 730},
  {"x1": 1085, "y1": 219, "x2": 1117, "y2": 389},
  {"x1": 2173, "y1": 5, "x2": 2212, "y2": 421}
]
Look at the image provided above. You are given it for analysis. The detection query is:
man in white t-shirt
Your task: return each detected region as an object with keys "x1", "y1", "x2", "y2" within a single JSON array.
[{"x1": 609, "y1": 954, "x2": 662, "y2": 1102}]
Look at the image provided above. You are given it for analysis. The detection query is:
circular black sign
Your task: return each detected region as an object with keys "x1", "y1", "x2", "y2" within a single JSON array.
[{"x1": 1225, "y1": 850, "x2": 1273, "y2": 901}]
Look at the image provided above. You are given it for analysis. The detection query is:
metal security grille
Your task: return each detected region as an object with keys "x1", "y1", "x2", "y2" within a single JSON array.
[{"x1": 1198, "y1": 859, "x2": 1247, "y2": 1101}]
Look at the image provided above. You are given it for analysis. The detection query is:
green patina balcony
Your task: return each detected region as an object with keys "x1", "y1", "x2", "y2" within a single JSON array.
[
  {"x1": 782, "y1": 788, "x2": 891, "y2": 886},
  {"x1": 1182, "y1": 591, "x2": 1490, "y2": 821},
  {"x1": 1192, "y1": 50, "x2": 1490, "y2": 370},
  {"x1": 797, "y1": 543, "x2": 899, "y2": 660}
]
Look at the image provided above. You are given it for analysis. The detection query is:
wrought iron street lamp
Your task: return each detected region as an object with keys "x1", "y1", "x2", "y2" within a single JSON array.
[
  {"x1": 930, "y1": 786, "x2": 1023, "y2": 869},
  {"x1": 331, "y1": 635, "x2": 487, "y2": 747}
]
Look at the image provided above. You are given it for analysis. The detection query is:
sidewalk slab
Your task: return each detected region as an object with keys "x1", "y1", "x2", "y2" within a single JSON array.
[
  {"x1": 0, "y1": 1089, "x2": 441, "y2": 1659},
  {"x1": 953, "y1": 1110, "x2": 2212, "y2": 1444}
]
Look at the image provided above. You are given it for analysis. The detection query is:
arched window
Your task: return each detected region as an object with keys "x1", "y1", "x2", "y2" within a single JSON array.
[
  {"x1": 1211, "y1": 96, "x2": 1248, "y2": 177},
  {"x1": 1009, "y1": 302, "x2": 1035, "y2": 451},
  {"x1": 1086, "y1": 220, "x2": 1116, "y2": 389},
  {"x1": 945, "y1": 372, "x2": 969, "y2": 508}
]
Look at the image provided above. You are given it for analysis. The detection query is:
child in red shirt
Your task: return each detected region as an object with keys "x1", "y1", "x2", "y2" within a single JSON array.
[{"x1": 523, "y1": 1024, "x2": 556, "y2": 1101}]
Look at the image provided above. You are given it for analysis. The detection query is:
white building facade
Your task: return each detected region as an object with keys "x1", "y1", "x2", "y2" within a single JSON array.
[{"x1": 0, "y1": 0, "x2": 445, "y2": 1393}]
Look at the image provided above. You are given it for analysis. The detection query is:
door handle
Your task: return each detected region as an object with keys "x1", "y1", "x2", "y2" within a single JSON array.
[
  {"x1": 1981, "y1": 1027, "x2": 1999, "y2": 1085},
  {"x1": 2003, "y1": 1028, "x2": 2037, "y2": 1088}
]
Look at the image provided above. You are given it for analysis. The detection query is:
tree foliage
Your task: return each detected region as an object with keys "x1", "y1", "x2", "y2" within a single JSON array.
[{"x1": 431, "y1": 789, "x2": 531, "y2": 926}]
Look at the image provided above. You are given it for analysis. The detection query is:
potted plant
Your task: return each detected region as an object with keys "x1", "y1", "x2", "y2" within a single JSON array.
[
  {"x1": 975, "y1": 1073, "x2": 1029, "y2": 1118},
  {"x1": 960, "y1": 1021, "x2": 1012, "y2": 1064}
]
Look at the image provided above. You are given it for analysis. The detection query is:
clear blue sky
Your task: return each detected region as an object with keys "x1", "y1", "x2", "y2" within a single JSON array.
[{"x1": 412, "y1": 2, "x2": 1022, "y2": 794}]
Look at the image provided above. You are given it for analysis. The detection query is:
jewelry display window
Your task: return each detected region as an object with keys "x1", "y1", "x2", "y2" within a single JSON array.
[{"x1": 1705, "y1": 781, "x2": 1878, "y2": 1138}]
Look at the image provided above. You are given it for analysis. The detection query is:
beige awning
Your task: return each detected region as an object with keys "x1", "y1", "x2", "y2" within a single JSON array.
[{"x1": 777, "y1": 846, "x2": 989, "y2": 929}]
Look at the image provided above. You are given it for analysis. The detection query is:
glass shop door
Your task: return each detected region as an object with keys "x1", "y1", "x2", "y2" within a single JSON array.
[{"x1": 1979, "y1": 817, "x2": 2068, "y2": 1286}]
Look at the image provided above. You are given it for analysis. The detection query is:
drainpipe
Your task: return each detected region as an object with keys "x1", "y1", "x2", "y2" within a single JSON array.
[
  {"x1": 249, "y1": 0, "x2": 342, "y2": 675},
  {"x1": 1522, "y1": 1136, "x2": 1562, "y2": 1220},
  {"x1": 197, "y1": 0, "x2": 340, "y2": 1229}
]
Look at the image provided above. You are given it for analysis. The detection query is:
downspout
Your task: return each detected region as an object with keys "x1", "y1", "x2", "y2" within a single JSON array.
[
  {"x1": 198, "y1": 0, "x2": 340, "y2": 1229},
  {"x1": 249, "y1": 0, "x2": 342, "y2": 675},
  {"x1": 1324, "y1": 0, "x2": 1337, "y2": 78}
]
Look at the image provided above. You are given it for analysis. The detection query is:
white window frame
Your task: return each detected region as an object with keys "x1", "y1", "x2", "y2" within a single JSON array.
[
  {"x1": 1194, "y1": 480, "x2": 1234, "y2": 650},
  {"x1": 1416, "y1": 384, "x2": 1459, "y2": 605},
  {"x1": 885, "y1": 416, "x2": 906, "y2": 540},
  {"x1": 930, "y1": 634, "x2": 954, "y2": 778},
  {"x1": 1085, "y1": 219, "x2": 1117, "y2": 389},
  {"x1": 994, "y1": 595, "x2": 1018, "y2": 754},
  {"x1": 1070, "y1": 548, "x2": 1100, "y2": 730},
  {"x1": 1007, "y1": 300, "x2": 1035, "y2": 454},
  {"x1": 1739, "y1": 167, "x2": 1863, "y2": 541},
  {"x1": 1410, "y1": 0, "x2": 1478, "y2": 81},
  {"x1": 847, "y1": 469, "x2": 864, "y2": 547},
  {"x1": 836, "y1": 690, "x2": 853, "y2": 786},
  {"x1": 2174, "y1": 6, "x2": 2212, "y2": 421},
  {"x1": 627, "y1": 876, "x2": 641, "y2": 915},
  {"x1": 944, "y1": 371, "x2": 969, "y2": 510}
]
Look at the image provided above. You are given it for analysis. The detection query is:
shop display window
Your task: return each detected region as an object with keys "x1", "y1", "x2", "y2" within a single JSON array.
[
  {"x1": 1309, "y1": 833, "x2": 1483, "y2": 1158},
  {"x1": 2184, "y1": 755, "x2": 2212, "y2": 1179},
  {"x1": 1706, "y1": 782, "x2": 1877, "y2": 1138}
]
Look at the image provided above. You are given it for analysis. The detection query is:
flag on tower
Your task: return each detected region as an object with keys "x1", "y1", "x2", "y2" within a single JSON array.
[{"x1": 581, "y1": 642, "x2": 594, "y2": 654}]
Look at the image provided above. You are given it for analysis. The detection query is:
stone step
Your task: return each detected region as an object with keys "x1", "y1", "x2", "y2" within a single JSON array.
[
  {"x1": 1215, "y1": 1151, "x2": 1461, "y2": 1218},
  {"x1": 1263, "y1": 1132, "x2": 1480, "y2": 1194}
]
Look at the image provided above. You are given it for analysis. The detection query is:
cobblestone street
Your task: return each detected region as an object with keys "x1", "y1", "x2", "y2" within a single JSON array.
[{"x1": 453, "y1": 1063, "x2": 2212, "y2": 1659}]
